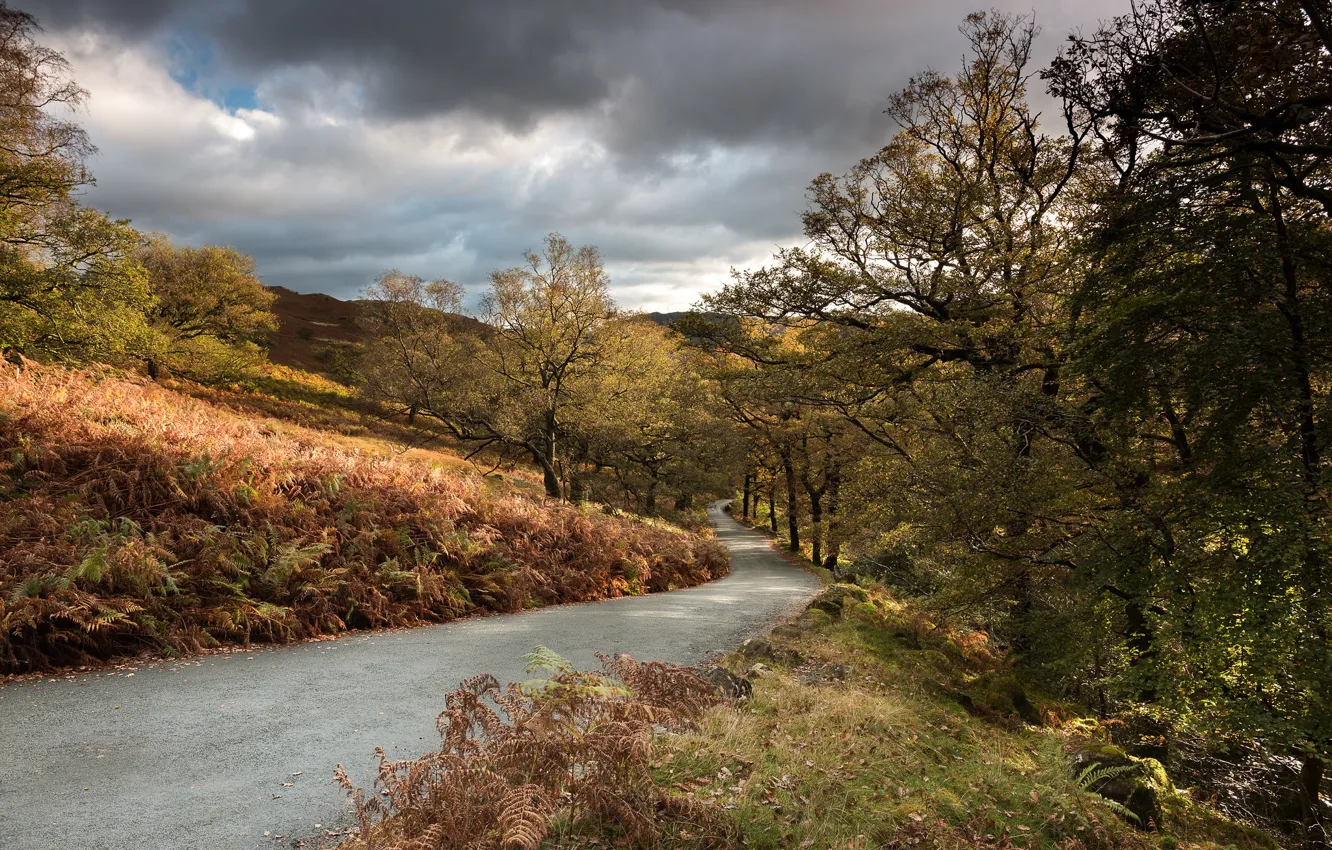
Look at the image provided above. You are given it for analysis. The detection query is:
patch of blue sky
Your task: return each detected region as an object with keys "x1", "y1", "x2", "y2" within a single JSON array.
[{"x1": 165, "y1": 28, "x2": 259, "y2": 113}]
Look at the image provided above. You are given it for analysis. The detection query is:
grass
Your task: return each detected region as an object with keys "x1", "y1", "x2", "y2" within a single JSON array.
[
  {"x1": 644, "y1": 592, "x2": 1278, "y2": 850},
  {"x1": 0, "y1": 361, "x2": 728, "y2": 674}
]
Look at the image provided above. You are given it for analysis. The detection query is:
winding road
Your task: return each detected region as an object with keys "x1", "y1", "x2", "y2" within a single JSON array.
[{"x1": 0, "y1": 501, "x2": 819, "y2": 850}]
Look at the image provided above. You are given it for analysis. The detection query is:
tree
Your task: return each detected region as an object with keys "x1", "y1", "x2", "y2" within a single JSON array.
[
  {"x1": 698, "y1": 12, "x2": 1097, "y2": 630},
  {"x1": 582, "y1": 317, "x2": 737, "y2": 513},
  {"x1": 0, "y1": 5, "x2": 151, "y2": 360},
  {"x1": 1049, "y1": 3, "x2": 1332, "y2": 841},
  {"x1": 134, "y1": 235, "x2": 277, "y2": 380},
  {"x1": 362, "y1": 235, "x2": 620, "y2": 500},
  {"x1": 481, "y1": 234, "x2": 619, "y2": 498}
]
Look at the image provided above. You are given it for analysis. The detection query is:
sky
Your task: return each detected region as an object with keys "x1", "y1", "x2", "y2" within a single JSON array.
[{"x1": 24, "y1": 0, "x2": 1127, "y2": 312}]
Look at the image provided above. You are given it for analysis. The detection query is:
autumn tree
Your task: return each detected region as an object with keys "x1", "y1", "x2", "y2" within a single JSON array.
[
  {"x1": 0, "y1": 5, "x2": 150, "y2": 359},
  {"x1": 361, "y1": 235, "x2": 623, "y2": 500},
  {"x1": 134, "y1": 235, "x2": 277, "y2": 380},
  {"x1": 582, "y1": 317, "x2": 738, "y2": 513},
  {"x1": 698, "y1": 12, "x2": 1097, "y2": 627}
]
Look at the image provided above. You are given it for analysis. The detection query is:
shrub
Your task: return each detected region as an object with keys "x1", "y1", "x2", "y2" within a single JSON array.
[{"x1": 336, "y1": 649, "x2": 723, "y2": 850}]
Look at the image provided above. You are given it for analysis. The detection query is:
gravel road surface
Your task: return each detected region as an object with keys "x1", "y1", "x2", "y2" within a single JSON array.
[{"x1": 0, "y1": 501, "x2": 819, "y2": 850}]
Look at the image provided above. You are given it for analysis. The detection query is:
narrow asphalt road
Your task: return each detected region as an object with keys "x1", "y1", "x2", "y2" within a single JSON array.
[{"x1": 0, "y1": 501, "x2": 819, "y2": 850}]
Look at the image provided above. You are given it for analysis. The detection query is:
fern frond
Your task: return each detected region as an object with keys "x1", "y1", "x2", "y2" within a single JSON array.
[{"x1": 523, "y1": 645, "x2": 575, "y2": 676}]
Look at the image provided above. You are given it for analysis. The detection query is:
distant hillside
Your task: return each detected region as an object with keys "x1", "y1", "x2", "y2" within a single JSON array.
[
  {"x1": 265, "y1": 286, "x2": 364, "y2": 374},
  {"x1": 265, "y1": 286, "x2": 485, "y2": 379},
  {"x1": 265, "y1": 288, "x2": 710, "y2": 378}
]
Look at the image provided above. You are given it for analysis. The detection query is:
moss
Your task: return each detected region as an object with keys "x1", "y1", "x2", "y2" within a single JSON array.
[
  {"x1": 798, "y1": 608, "x2": 832, "y2": 628},
  {"x1": 848, "y1": 600, "x2": 881, "y2": 621},
  {"x1": 810, "y1": 583, "x2": 871, "y2": 618}
]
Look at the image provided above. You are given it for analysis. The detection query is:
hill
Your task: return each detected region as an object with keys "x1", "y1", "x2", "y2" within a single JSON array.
[
  {"x1": 265, "y1": 285, "x2": 365, "y2": 374},
  {"x1": 0, "y1": 361, "x2": 728, "y2": 674}
]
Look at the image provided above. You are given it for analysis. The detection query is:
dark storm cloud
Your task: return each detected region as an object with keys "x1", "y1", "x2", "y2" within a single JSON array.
[
  {"x1": 20, "y1": 0, "x2": 181, "y2": 34},
  {"x1": 18, "y1": 0, "x2": 1125, "y2": 308},
  {"x1": 26, "y1": 0, "x2": 955, "y2": 156}
]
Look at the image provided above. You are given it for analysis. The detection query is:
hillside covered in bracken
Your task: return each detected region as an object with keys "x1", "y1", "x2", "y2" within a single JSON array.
[{"x1": 0, "y1": 362, "x2": 727, "y2": 673}]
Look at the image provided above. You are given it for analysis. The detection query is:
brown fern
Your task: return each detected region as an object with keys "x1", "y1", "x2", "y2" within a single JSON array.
[{"x1": 335, "y1": 652, "x2": 726, "y2": 850}]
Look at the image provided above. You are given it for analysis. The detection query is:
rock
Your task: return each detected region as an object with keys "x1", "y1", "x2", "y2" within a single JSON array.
[
  {"x1": 963, "y1": 672, "x2": 1042, "y2": 725},
  {"x1": 699, "y1": 665, "x2": 753, "y2": 700},
  {"x1": 737, "y1": 637, "x2": 803, "y2": 665},
  {"x1": 796, "y1": 608, "x2": 832, "y2": 629},
  {"x1": 949, "y1": 690, "x2": 978, "y2": 714},
  {"x1": 771, "y1": 623, "x2": 804, "y2": 639},
  {"x1": 847, "y1": 601, "x2": 881, "y2": 622},
  {"x1": 1069, "y1": 743, "x2": 1164, "y2": 830},
  {"x1": 796, "y1": 662, "x2": 852, "y2": 686},
  {"x1": 746, "y1": 662, "x2": 774, "y2": 678},
  {"x1": 809, "y1": 584, "x2": 871, "y2": 618}
]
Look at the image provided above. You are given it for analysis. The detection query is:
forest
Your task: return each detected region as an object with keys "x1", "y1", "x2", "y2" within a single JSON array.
[{"x1": 2, "y1": 0, "x2": 1331, "y2": 847}]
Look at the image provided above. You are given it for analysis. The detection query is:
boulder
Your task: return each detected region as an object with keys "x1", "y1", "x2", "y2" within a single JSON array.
[
  {"x1": 699, "y1": 665, "x2": 753, "y2": 700},
  {"x1": 809, "y1": 584, "x2": 871, "y2": 618},
  {"x1": 1069, "y1": 743, "x2": 1164, "y2": 830}
]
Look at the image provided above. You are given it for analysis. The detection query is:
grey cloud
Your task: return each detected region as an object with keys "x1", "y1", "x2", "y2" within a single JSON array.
[{"x1": 22, "y1": 0, "x2": 1127, "y2": 309}]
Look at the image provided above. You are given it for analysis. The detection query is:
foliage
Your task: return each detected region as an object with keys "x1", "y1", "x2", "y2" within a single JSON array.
[
  {"x1": 133, "y1": 234, "x2": 278, "y2": 381},
  {"x1": 684, "y1": 7, "x2": 1332, "y2": 843},
  {"x1": 646, "y1": 586, "x2": 1273, "y2": 850},
  {"x1": 0, "y1": 5, "x2": 151, "y2": 360},
  {"x1": 0, "y1": 361, "x2": 728, "y2": 672},
  {"x1": 361, "y1": 236, "x2": 741, "y2": 507},
  {"x1": 335, "y1": 651, "x2": 721, "y2": 850},
  {"x1": 361, "y1": 236, "x2": 620, "y2": 499}
]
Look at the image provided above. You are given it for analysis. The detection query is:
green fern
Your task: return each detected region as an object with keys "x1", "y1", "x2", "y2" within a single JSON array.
[
  {"x1": 524, "y1": 645, "x2": 576, "y2": 677},
  {"x1": 62, "y1": 550, "x2": 109, "y2": 587},
  {"x1": 1076, "y1": 761, "x2": 1143, "y2": 825}
]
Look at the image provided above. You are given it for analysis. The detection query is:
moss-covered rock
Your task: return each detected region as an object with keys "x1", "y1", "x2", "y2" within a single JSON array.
[
  {"x1": 797, "y1": 608, "x2": 832, "y2": 629},
  {"x1": 847, "y1": 600, "x2": 882, "y2": 622},
  {"x1": 809, "y1": 584, "x2": 870, "y2": 618},
  {"x1": 957, "y1": 672, "x2": 1042, "y2": 725},
  {"x1": 1069, "y1": 743, "x2": 1164, "y2": 829}
]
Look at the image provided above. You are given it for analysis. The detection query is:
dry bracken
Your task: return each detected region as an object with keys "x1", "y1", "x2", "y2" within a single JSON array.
[
  {"x1": 0, "y1": 361, "x2": 729, "y2": 672},
  {"x1": 336, "y1": 653, "x2": 724, "y2": 850}
]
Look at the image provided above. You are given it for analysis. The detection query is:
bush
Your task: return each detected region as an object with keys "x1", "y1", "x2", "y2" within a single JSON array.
[{"x1": 336, "y1": 649, "x2": 722, "y2": 849}]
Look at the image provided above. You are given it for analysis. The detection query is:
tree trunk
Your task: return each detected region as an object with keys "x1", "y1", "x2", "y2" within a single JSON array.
[
  {"x1": 644, "y1": 481, "x2": 658, "y2": 515},
  {"x1": 768, "y1": 481, "x2": 777, "y2": 534},
  {"x1": 1300, "y1": 755, "x2": 1327, "y2": 850},
  {"x1": 742, "y1": 473, "x2": 753, "y2": 520},
  {"x1": 1124, "y1": 599, "x2": 1157, "y2": 702},
  {"x1": 528, "y1": 444, "x2": 563, "y2": 499},
  {"x1": 674, "y1": 492, "x2": 692, "y2": 511},
  {"x1": 543, "y1": 409, "x2": 562, "y2": 499},
  {"x1": 823, "y1": 461, "x2": 842, "y2": 577},
  {"x1": 146, "y1": 358, "x2": 160, "y2": 381},
  {"x1": 807, "y1": 490, "x2": 822, "y2": 566},
  {"x1": 782, "y1": 451, "x2": 800, "y2": 553}
]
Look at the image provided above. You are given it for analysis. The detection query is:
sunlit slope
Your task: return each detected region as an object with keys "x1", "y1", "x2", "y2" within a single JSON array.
[{"x1": 0, "y1": 362, "x2": 728, "y2": 674}]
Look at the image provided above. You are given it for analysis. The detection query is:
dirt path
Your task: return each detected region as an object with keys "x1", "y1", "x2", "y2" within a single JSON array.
[{"x1": 0, "y1": 501, "x2": 819, "y2": 850}]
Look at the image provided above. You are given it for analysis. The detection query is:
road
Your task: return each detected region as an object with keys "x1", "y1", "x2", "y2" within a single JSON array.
[{"x1": 0, "y1": 501, "x2": 819, "y2": 850}]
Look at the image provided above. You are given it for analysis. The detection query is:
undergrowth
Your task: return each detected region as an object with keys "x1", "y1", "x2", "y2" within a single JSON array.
[
  {"x1": 326, "y1": 590, "x2": 1278, "y2": 849},
  {"x1": 0, "y1": 362, "x2": 728, "y2": 673},
  {"x1": 337, "y1": 648, "x2": 723, "y2": 850},
  {"x1": 646, "y1": 590, "x2": 1277, "y2": 850}
]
